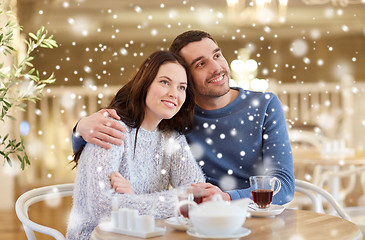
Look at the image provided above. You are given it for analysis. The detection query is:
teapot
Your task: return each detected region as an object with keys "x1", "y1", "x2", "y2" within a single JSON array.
[{"x1": 175, "y1": 194, "x2": 252, "y2": 236}]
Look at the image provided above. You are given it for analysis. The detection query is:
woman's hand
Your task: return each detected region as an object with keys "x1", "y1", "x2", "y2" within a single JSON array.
[
  {"x1": 110, "y1": 172, "x2": 135, "y2": 194},
  {"x1": 191, "y1": 182, "x2": 231, "y2": 202}
]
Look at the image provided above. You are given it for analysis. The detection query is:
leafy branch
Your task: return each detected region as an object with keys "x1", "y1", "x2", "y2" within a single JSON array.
[{"x1": 0, "y1": 3, "x2": 58, "y2": 170}]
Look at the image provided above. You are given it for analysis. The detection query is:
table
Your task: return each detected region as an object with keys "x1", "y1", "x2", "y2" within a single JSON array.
[
  {"x1": 292, "y1": 149, "x2": 365, "y2": 166},
  {"x1": 90, "y1": 209, "x2": 363, "y2": 240},
  {"x1": 293, "y1": 149, "x2": 365, "y2": 204}
]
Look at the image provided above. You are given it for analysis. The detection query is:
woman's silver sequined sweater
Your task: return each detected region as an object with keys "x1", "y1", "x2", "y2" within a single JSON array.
[{"x1": 66, "y1": 121, "x2": 205, "y2": 239}]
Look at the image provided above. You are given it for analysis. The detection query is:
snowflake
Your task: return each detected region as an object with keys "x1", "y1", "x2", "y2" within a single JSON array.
[
  {"x1": 290, "y1": 39, "x2": 308, "y2": 57},
  {"x1": 230, "y1": 128, "x2": 237, "y2": 136},
  {"x1": 218, "y1": 175, "x2": 237, "y2": 191},
  {"x1": 205, "y1": 138, "x2": 213, "y2": 145},
  {"x1": 190, "y1": 143, "x2": 204, "y2": 159},
  {"x1": 99, "y1": 181, "x2": 105, "y2": 190}
]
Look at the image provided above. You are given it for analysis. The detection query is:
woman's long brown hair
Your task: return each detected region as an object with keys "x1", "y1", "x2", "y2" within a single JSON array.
[{"x1": 72, "y1": 51, "x2": 195, "y2": 168}]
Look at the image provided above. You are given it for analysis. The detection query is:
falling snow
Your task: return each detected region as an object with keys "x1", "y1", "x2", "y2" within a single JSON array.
[{"x1": 5, "y1": 3, "x2": 365, "y2": 237}]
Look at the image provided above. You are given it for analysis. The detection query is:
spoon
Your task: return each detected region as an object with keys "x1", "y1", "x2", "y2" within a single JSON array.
[{"x1": 248, "y1": 205, "x2": 257, "y2": 211}]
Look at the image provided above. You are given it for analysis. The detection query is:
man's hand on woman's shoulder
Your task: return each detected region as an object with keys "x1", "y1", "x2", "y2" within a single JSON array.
[{"x1": 75, "y1": 109, "x2": 126, "y2": 149}]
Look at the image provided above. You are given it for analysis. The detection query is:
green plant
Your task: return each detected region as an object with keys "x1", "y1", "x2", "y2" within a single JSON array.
[{"x1": 0, "y1": 3, "x2": 58, "y2": 170}]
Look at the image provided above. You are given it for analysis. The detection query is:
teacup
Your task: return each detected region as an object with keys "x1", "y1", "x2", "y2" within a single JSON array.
[
  {"x1": 249, "y1": 176, "x2": 281, "y2": 209},
  {"x1": 134, "y1": 215, "x2": 155, "y2": 233},
  {"x1": 176, "y1": 185, "x2": 204, "y2": 220},
  {"x1": 175, "y1": 194, "x2": 251, "y2": 236}
]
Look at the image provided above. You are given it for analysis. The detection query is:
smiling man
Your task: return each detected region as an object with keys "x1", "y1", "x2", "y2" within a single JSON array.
[{"x1": 72, "y1": 30, "x2": 295, "y2": 205}]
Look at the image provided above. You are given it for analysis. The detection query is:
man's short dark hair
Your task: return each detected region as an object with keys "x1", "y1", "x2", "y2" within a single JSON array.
[{"x1": 169, "y1": 30, "x2": 217, "y2": 55}]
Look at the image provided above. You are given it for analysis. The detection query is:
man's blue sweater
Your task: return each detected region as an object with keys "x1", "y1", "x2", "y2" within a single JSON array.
[{"x1": 186, "y1": 88, "x2": 294, "y2": 204}]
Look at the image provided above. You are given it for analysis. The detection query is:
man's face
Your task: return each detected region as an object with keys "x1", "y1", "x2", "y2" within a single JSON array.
[{"x1": 179, "y1": 38, "x2": 230, "y2": 100}]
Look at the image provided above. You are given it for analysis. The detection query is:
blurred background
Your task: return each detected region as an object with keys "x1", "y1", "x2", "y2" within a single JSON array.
[{"x1": 1, "y1": 0, "x2": 365, "y2": 238}]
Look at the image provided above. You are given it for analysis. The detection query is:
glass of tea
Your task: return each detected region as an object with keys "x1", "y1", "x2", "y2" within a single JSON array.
[
  {"x1": 176, "y1": 185, "x2": 205, "y2": 219},
  {"x1": 249, "y1": 176, "x2": 281, "y2": 209}
]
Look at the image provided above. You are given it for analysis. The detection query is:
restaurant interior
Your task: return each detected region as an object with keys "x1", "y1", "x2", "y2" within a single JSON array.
[{"x1": 1, "y1": 0, "x2": 365, "y2": 239}]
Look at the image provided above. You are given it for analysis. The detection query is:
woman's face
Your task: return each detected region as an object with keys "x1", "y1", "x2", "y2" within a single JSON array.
[{"x1": 143, "y1": 62, "x2": 188, "y2": 130}]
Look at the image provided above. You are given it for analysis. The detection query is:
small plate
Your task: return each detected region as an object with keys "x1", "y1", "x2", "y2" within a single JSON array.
[
  {"x1": 186, "y1": 227, "x2": 251, "y2": 239},
  {"x1": 164, "y1": 217, "x2": 188, "y2": 231},
  {"x1": 247, "y1": 204, "x2": 285, "y2": 217}
]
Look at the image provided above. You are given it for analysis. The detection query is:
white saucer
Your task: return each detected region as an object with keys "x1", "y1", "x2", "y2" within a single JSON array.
[
  {"x1": 247, "y1": 204, "x2": 285, "y2": 217},
  {"x1": 186, "y1": 227, "x2": 251, "y2": 239},
  {"x1": 164, "y1": 217, "x2": 188, "y2": 231}
]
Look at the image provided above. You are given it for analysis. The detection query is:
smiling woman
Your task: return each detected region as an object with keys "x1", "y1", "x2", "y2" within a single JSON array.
[{"x1": 67, "y1": 51, "x2": 205, "y2": 240}]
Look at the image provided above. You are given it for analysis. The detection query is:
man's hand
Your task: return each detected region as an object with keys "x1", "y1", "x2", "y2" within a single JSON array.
[
  {"x1": 192, "y1": 182, "x2": 231, "y2": 202},
  {"x1": 110, "y1": 172, "x2": 135, "y2": 194},
  {"x1": 75, "y1": 109, "x2": 126, "y2": 149}
]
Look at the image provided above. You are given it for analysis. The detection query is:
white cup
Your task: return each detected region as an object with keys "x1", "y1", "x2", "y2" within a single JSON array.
[
  {"x1": 135, "y1": 215, "x2": 155, "y2": 233},
  {"x1": 111, "y1": 211, "x2": 119, "y2": 228},
  {"x1": 111, "y1": 196, "x2": 120, "y2": 227},
  {"x1": 127, "y1": 209, "x2": 138, "y2": 230},
  {"x1": 118, "y1": 208, "x2": 128, "y2": 229}
]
